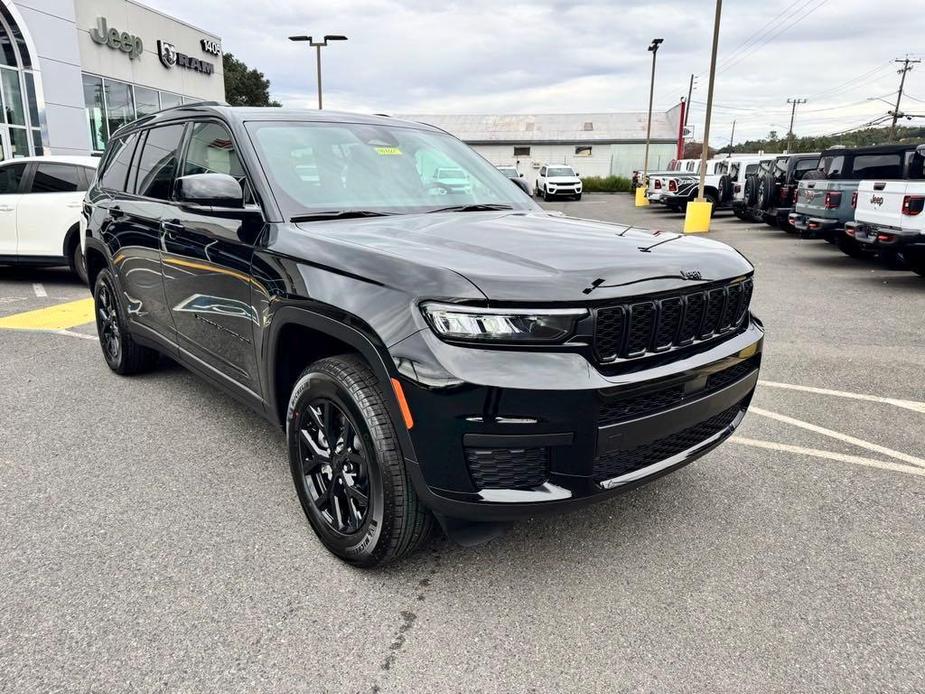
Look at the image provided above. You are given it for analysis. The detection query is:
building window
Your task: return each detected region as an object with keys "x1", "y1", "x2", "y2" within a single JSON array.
[
  {"x1": 513, "y1": 146, "x2": 530, "y2": 157},
  {"x1": 159, "y1": 92, "x2": 182, "y2": 110},
  {"x1": 83, "y1": 74, "x2": 107, "y2": 152},
  {"x1": 104, "y1": 79, "x2": 134, "y2": 142},
  {"x1": 134, "y1": 86, "x2": 160, "y2": 118},
  {"x1": 575, "y1": 146, "x2": 592, "y2": 157}
]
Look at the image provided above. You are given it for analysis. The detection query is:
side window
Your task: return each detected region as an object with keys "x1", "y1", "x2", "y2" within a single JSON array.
[
  {"x1": 540, "y1": 167, "x2": 547, "y2": 177},
  {"x1": 99, "y1": 133, "x2": 140, "y2": 192},
  {"x1": 850, "y1": 153, "x2": 903, "y2": 179},
  {"x1": 29, "y1": 164, "x2": 86, "y2": 194},
  {"x1": 181, "y1": 122, "x2": 251, "y2": 201},
  {"x1": 134, "y1": 124, "x2": 186, "y2": 200},
  {"x1": 0, "y1": 162, "x2": 27, "y2": 194},
  {"x1": 792, "y1": 159, "x2": 819, "y2": 182}
]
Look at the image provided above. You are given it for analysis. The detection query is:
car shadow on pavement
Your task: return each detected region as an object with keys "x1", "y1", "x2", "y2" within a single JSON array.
[{"x1": 0, "y1": 266, "x2": 82, "y2": 287}]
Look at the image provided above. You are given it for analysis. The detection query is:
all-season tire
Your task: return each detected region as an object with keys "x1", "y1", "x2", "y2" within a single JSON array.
[
  {"x1": 69, "y1": 240, "x2": 88, "y2": 285},
  {"x1": 93, "y1": 268, "x2": 159, "y2": 375},
  {"x1": 542, "y1": 187, "x2": 550, "y2": 201},
  {"x1": 705, "y1": 193, "x2": 718, "y2": 217},
  {"x1": 287, "y1": 355, "x2": 432, "y2": 567}
]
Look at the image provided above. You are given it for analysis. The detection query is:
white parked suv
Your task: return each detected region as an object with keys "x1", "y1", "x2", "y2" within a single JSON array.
[
  {"x1": 535, "y1": 164, "x2": 582, "y2": 200},
  {"x1": 0, "y1": 155, "x2": 98, "y2": 282}
]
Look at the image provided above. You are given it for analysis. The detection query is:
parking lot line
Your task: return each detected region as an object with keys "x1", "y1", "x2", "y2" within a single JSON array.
[
  {"x1": 731, "y1": 437, "x2": 925, "y2": 478},
  {"x1": 758, "y1": 379, "x2": 925, "y2": 414},
  {"x1": 32, "y1": 283, "x2": 46, "y2": 298},
  {"x1": 749, "y1": 406, "x2": 925, "y2": 468},
  {"x1": 0, "y1": 298, "x2": 94, "y2": 331}
]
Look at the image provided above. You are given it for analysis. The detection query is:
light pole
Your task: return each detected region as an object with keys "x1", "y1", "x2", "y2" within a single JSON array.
[
  {"x1": 289, "y1": 34, "x2": 348, "y2": 110},
  {"x1": 637, "y1": 37, "x2": 663, "y2": 207}
]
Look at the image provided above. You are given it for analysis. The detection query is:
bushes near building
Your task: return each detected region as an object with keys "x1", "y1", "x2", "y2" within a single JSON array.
[{"x1": 579, "y1": 176, "x2": 633, "y2": 193}]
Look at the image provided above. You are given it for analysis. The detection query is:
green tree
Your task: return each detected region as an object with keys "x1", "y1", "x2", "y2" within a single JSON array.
[{"x1": 223, "y1": 53, "x2": 281, "y2": 107}]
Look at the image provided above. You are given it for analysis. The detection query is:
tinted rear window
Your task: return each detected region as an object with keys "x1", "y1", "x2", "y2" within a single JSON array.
[
  {"x1": 793, "y1": 158, "x2": 820, "y2": 181},
  {"x1": 99, "y1": 133, "x2": 139, "y2": 192},
  {"x1": 849, "y1": 153, "x2": 903, "y2": 179},
  {"x1": 30, "y1": 163, "x2": 86, "y2": 193}
]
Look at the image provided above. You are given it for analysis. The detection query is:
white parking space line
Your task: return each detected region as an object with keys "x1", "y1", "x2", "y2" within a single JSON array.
[
  {"x1": 749, "y1": 407, "x2": 925, "y2": 469},
  {"x1": 731, "y1": 437, "x2": 925, "y2": 479},
  {"x1": 32, "y1": 283, "x2": 46, "y2": 298},
  {"x1": 758, "y1": 379, "x2": 925, "y2": 415},
  {"x1": 53, "y1": 329, "x2": 98, "y2": 341}
]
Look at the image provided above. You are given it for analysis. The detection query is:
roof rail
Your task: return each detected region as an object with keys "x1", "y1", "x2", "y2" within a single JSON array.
[
  {"x1": 109, "y1": 100, "x2": 229, "y2": 140},
  {"x1": 158, "y1": 99, "x2": 227, "y2": 112}
]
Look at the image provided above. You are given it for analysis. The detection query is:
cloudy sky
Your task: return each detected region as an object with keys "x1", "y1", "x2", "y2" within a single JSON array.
[{"x1": 149, "y1": 0, "x2": 923, "y2": 145}]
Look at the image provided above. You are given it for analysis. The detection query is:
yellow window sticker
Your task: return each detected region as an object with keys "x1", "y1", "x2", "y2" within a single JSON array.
[{"x1": 374, "y1": 146, "x2": 402, "y2": 156}]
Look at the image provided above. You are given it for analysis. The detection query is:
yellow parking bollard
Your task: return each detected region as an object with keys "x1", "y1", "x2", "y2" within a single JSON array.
[
  {"x1": 683, "y1": 199, "x2": 713, "y2": 233},
  {"x1": 635, "y1": 185, "x2": 649, "y2": 207}
]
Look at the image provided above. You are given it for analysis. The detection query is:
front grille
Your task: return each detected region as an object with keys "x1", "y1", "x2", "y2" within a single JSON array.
[
  {"x1": 465, "y1": 447, "x2": 548, "y2": 490},
  {"x1": 593, "y1": 402, "x2": 744, "y2": 483},
  {"x1": 598, "y1": 356, "x2": 760, "y2": 426},
  {"x1": 594, "y1": 279, "x2": 753, "y2": 363}
]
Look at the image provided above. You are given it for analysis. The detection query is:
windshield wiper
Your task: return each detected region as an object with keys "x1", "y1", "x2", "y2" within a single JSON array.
[
  {"x1": 426, "y1": 203, "x2": 515, "y2": 214},
  {"x1": 290, "y1": 210, "x2": 395, "y2": 223}
]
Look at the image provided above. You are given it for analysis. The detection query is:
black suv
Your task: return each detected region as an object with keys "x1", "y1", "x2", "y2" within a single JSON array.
[
  {"x1": 748, "y1": 153, "x2": 820, "y2": 230},
  {"x1": 83, "y1": 104, "x2": 764, "y2": 566}
]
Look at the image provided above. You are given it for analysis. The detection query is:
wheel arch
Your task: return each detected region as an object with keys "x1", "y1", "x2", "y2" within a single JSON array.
[
  {"x1": 266, "y1": 306, "x2": 418, "y2": 462},
  {"x1": 83, "y1": 239, "x2": 110, "y2": 289},
  {"x1": 61, "y1": 222, "x2": 80, "y2": 258}
]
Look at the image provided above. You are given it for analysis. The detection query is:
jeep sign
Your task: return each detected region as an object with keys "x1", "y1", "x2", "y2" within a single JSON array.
[{"x1": 89, "y1": 17, "x2": 143, "y2": 60}]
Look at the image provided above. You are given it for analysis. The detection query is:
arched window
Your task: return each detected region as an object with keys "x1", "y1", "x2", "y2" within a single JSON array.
[{"x1": 0, "y1": 2, "x2": 45, "y2": 159}]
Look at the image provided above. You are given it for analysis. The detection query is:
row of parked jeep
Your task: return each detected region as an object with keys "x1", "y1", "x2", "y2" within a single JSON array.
[{"x1": 642, "y1": 143, "x2": 925, "y2": 278}]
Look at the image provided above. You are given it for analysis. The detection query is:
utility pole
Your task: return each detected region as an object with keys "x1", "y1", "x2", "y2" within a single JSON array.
[
  {"x1": 786, "y1": 98, "x2": 806, "y2": 152},
  {"x1": 684, "y1": 73, "x2": 696, "y2": 130},
  {"x1": 729, "y1": 119, "x2": 736, "y2": 150},
  {"x1": 890, "y1": 56, "x2": 921, "y2": 140},
  {"x1": 696, "y1": 0, "x2": 722, "y2": 203}
]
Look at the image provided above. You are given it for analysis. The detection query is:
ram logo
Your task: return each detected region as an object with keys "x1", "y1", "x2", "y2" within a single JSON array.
[{"x1": 870, "y1": 194, "x2": 884, "y2": 206}]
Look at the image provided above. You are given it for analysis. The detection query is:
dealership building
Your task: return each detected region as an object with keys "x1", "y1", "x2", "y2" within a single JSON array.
[
  {"x1": 401, "y1": 108, "x2": 684, "y2": 190},
  {"x1": 2, "y1": 0, "x2": 224, "y2": 159}
]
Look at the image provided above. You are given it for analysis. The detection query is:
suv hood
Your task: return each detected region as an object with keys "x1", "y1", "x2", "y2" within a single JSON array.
[
  {"x1": 298, "y1": 211, "x2": 752, "y2": 302},
  {"x1": 547, "y1": 176, "x2": 581, "y2": 184}
]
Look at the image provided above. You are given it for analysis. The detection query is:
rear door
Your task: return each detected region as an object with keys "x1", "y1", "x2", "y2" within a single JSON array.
[
  {"x1": 0, "y1": 162, "x2": 26, "y2": 255},
  {"x1": 16, "y1": 162, "x2": 89, "y2": 256}
]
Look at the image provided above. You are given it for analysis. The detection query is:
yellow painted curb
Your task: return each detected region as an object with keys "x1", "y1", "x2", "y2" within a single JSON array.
[
  {"x1": 683, "y1": 200, "x2": 713, "y2": 233},
  {"x1": 634, "y1": 186, "x2": 649, "y2": 207},
  {"x1": 0, "y1": 298, "x2": 95, "y2": 331}
]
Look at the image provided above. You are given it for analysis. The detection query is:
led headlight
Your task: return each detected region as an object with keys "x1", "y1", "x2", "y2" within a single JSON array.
[{"x1": 421, "y1": 303, "x2": 587, "y2": 343}]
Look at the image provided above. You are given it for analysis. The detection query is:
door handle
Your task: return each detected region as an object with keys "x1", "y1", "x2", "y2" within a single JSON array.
[{"x1": 160, "y1": 219, "x2": 184, "y2": 239}]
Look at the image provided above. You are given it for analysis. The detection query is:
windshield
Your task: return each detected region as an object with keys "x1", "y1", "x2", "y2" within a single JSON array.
[
  {"x1": 547, "y1": 167, "x2": 576, "y2": 177},
  {"x1": 246, "y1": 121, "x2": 538, "y2": 218}
]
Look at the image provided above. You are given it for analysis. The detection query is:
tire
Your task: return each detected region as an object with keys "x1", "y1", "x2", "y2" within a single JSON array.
[
  {"x1": 836, "y1": 234, "x2": 867, "y2": 260},
  {"x1": 756, "y1": 176, "x2": 775, "y2": 211},
  {"x1": 717, "y1": 175, "x2": 732, "y2": 204},
  {"x1": 880, "y1": 249, "x2": 907, "y2": 270},
  {"x1": 287, "y1": 355, "x2": 433, "y2": 567},
  {"x1": 911, "y1": 261, "x2": 925, "y2": 277},
  {"x1": 744, "y1": 176, "x2": 758, "y2": 207},
  {"x1": 93, "y1": 268, "x2": 159, "y2": 375},
  {"x1": 705, "y1": 193, "x2": 718, "y2": 217},
  {"x1": 574, "y1": 193, "x2": 582, "y2": 201},
  {"x1": 68, "y1": 236, "x2": 88, "y2": 285},
  {"x1": 543, "y1": 187, "x2": 550, "y2": 201}
]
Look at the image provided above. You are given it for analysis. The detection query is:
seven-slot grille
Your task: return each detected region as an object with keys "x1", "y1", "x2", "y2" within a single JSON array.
[{"x1": 593, "y1": 279, "x2": 752, "y2": 363}]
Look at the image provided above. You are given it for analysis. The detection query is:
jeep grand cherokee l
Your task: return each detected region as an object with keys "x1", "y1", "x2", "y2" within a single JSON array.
[{"x1": 83, "y1": 105, "x2": 764, "y2": 567}]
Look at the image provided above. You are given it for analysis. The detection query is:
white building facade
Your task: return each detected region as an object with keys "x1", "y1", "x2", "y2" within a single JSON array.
[
  {"x1": 2, "y1": 0, "x2": 223, "y2": 159},
  {"x1": 401, "y1": 110, "x2": 682, "y2": 191}
]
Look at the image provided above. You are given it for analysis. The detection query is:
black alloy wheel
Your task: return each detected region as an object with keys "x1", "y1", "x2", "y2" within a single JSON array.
[
  {"x1": 92, "y1": 268, "x2": 159, "y2": 375},
  {"x1": 96, "y1": 278, "x2": 121, "y2": 365},
  {"x1": 297, "y1": 398, "x2": 371, "y2": 535}
]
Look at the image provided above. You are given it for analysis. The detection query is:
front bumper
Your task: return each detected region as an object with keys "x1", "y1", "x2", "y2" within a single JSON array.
[
  {"x1": 845, "y1": 221, "x2": 925, "y2": 250},
  {"x1": 392, "y1": 318, "x2": 764, "y2": 521},
  {"x1": 547, "y1": 186, "x2": 582, "y2": 197},
  {"x1": 789, "y1": 212, "x2": 840, "y2": 239}
]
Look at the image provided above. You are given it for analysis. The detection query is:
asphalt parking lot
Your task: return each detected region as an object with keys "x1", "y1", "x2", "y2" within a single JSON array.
[{"x1": 1, "y1": 194, "x2": 923, "y2": 693}]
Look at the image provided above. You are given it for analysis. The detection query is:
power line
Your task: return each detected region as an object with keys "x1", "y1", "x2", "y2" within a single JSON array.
[
  {"x1": 712, "y1": 0, "x2": 809, "y2": 73},
  {"x1": 807, "y1": 61, "x2": 895, "y2": 100},
  {"x1": 889, "y1": 55, "x2": 921, "y2": 140},
  {"x1": 716, "y1": 0, "x2": 830, "y2": 76}
]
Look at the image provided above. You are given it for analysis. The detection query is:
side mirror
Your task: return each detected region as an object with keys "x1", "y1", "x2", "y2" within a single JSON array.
[
  {"x1": 176, "y1": 173, "x2": 244, "y2": 209},
  {"x1": 575, "y1": 172, "x2": 580, "y2": 177},
  {"x1": 519, "y1": 172, "x2": 524, "y2": 177}
]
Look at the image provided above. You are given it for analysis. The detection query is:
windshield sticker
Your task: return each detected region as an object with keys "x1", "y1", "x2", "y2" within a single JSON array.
[{"x1": 374, "y1": 146, "x2": 402, "y2": 156}]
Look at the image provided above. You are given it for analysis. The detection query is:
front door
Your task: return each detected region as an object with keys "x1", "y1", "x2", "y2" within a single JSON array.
[
  {"x1": 161, "y1": 121, "x2": 262, "y2": 393},
  {"x1": 0, "y1": 161, "x2": 26, "y2": 255},
  {"x1": 16, "y1": 162, "x2": 88, "y2": 257}
]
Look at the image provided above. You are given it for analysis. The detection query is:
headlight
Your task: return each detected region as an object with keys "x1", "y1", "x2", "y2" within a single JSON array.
[{"x1": 421, "y1": 303, "x2": 587, "y2": 344}]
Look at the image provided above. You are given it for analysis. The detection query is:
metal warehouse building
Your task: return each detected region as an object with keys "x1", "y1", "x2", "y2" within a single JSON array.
[{"x1": 401, "y1": 106, "x2": 683, "y2": 190}]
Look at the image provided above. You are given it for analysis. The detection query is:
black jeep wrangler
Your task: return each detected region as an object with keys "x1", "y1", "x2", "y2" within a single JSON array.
[
  {"x1": 748, "y1": 153, "x2": 820, "y2": 230},
  {"x1": 83, "y1": 104, "x2": 764, "y2": 566}
]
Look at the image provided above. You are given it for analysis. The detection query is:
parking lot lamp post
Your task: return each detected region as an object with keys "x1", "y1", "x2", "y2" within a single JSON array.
[
  {"x1": 288, "y1": 34, "x2": 348, "y2": 110},
  {"x1": 684, "y1": 0, "x2": 722, "y2": 234},
  {"x1": 637, "y1": 38, "x2": 663, "y2": 207}
]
